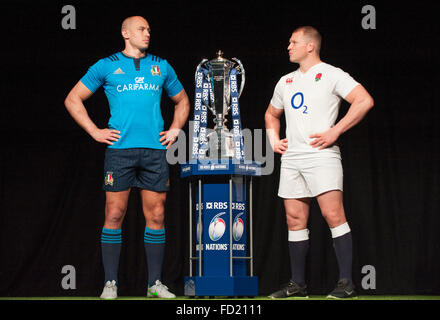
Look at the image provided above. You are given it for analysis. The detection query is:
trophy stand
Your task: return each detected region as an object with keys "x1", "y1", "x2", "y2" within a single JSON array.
[{"x1": 181, "y1": 51, "x2": 260, "y2": 297}]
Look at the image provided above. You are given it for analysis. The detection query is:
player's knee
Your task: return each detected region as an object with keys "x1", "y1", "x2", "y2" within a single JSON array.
[
  {"x1": 147, "y1": 203, "x2": 165, "y2": 224},
  {"x1": 286, "y1": 214, "x2": 307, "y2": 230},
  {"x1": 105, "y1": 207, "x2": 125, "y2": 225},
  {"x1": 321, "y1": 208, "x2": 345, "y2": 226}
]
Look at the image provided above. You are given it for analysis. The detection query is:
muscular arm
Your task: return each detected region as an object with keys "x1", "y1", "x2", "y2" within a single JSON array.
[
  {"x1": 159, "y1": 88, "x2": 190, "y2": 149},
  {"x1": 64, "y1": 81, "x2": 120, "y2": 145},
  {"x1": 333, "y1": 84, "x2": 374, "y2": 135},
  {"x1": 265, "y1": 104, "x2": 288, "y2": 154},
  {"x1": 309, "y1": 84, "x2": 374, "y2": 149}
]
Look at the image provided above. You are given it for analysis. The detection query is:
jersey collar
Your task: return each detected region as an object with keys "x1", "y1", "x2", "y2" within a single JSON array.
[
  {"x1": 120, "y1": 51, "x2": 149, "y2": 60},
  {"x1": 298, "y1": 62, "x2": 324, "y2": 76}
]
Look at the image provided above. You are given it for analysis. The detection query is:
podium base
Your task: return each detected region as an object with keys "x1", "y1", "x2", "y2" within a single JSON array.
[{"x1": 184, "y1": 276, "x2": 258, "y2": 297}]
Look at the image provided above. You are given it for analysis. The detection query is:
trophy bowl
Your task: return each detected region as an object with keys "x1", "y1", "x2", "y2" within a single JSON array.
[{"x1": 195, "y1": 51, "x2": 245, "y2": 159}]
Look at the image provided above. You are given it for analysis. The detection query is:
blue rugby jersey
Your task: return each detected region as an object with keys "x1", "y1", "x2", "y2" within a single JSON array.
[{"x1": 80, "y1": 52, "x2": 183, "y2": 149}]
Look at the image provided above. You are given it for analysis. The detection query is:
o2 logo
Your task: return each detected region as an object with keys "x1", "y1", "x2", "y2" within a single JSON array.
[{"x1": 291, "y1": 92, "x2": 308, "y2": 114}]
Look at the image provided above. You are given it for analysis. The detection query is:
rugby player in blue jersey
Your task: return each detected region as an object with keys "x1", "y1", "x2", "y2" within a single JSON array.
[{"x1": 64, "y1": 16, "x2": 190, "y2": 299}]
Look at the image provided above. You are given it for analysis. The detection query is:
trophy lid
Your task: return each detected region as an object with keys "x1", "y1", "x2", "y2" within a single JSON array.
[{"x1": 212, "y1": 50, "x2": 230, "y2": 63}]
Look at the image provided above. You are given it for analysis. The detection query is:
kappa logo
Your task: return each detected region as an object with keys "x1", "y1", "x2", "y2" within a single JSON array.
[
  {"x1": 113, "y1": 68, "x2": 125, "y2": 74},
  {"x1": 135, "y1": 77, "x2": 144, "y2": 83}
]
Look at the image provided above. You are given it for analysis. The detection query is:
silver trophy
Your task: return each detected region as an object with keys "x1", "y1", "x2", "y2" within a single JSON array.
[{"x1": 196, "y1": 50, "x2": 245, "y2": 159}]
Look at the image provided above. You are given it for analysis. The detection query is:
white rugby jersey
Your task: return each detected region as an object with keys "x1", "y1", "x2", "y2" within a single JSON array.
[{"x1": 270, "y1": 62, "x2": 360, "y2": 160}]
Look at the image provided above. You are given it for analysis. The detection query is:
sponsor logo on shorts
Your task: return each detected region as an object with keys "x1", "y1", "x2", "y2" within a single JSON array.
[{"x1": 105, "y1": 172, "x2": 114, "y2": 186}]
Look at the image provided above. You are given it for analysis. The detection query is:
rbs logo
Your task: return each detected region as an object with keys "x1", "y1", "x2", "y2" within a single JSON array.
[{"x1": 206, "y1": 202, "x2": 228, "y2": 210}]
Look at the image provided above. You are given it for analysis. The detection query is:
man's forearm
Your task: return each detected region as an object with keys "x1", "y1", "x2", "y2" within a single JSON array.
[
  {"x1": 265, "y1": 114, "x2": 281, "y2": 147},
  {"x1": 169, "y1": 99, "x2": 190, "y2": 130},
  {"x1": 65, "y1": 95, "x2": 98, "y2": 136}
]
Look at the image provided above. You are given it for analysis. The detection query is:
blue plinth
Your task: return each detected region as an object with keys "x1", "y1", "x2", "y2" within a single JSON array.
[
  {"x1": 181, "y1": 159, "x2": 260, "y2": 297},
  {"x1": 184, "y1": 276, "x2": 258, "y2": 296},
  {"x1": 180, "y1": 159, "x2": 261, "y2": 177}
]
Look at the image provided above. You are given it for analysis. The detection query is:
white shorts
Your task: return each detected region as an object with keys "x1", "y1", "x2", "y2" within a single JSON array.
[{"x1": 278, "y1": 157, "x2": 343, "y2": 199}]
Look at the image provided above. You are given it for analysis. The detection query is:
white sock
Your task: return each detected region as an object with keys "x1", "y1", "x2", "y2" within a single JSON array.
[
  {"x1": 330, "y1": 222, "x2": 350, "y2": 238},
  {"x1": 288, "y1": 229, "x2": 309, "y2": 242}
]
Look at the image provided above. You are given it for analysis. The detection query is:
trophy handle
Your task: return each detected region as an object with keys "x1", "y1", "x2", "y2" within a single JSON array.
[
  {"x1": 194, "y1": 58, "x2": 209, "y2": 83},
  {"x1": 195, "y1": 59, "x2": 216, "y2": 115},
  {"x1": 231, "y1": 57, "x2": 245, "y2": 98}
]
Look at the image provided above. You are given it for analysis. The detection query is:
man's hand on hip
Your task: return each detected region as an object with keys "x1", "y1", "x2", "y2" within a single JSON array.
[
  {"x1": 309, "y1": 127, "x2": 340, "y2": 150},
  {"x1": 273, "y1": 138, "x2": 289, "y2": 154},
  {"x1": 91, "y1": 128, "x2": 121, "y2": 145},
  {"x1": 159, "y1": 128, "x2": 181, "y2": 149}
]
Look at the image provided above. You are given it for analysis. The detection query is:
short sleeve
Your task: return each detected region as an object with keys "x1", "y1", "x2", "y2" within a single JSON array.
[
  {"x1": 270, "y1": 78, "x2": 284, "y2": 109},
  {"x1": 164, "y1": 61, "x2": 183, "y2": 97},
  {"x1": 333, "y1": 68, "x2": 360, "y2": 99},
  {"x1": 80, "y1": 59, "x2": 105, "y2": 93}
]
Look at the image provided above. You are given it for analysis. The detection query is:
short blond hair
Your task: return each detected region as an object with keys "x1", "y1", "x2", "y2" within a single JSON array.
[
  {"x1": 121, "y1": 16, "x2": 147, "y2": 32},
  {"x1": 293, "y1": 26, "x2": 322, "y2": 54}
]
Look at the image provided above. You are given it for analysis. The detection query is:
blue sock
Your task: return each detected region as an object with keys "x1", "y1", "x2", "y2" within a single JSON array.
[
  {"x1": 288, "y1": 240, "x2": 309, "y2": 287},
  {"x1": 144, "y1": 227, "x2": 165, "y2": 287},
  {"x1": 333, "y1": 232, "x2": 353, "y2": 281},
  {"x1": 101, "y1": 228, "x2": 122, "y2": 285},
  {"x1": 288, "y1": 229, "x2": 310, "y2": 287},
  {"x1": 330, "y1": 222, "x2": 353, "y2": 282}
]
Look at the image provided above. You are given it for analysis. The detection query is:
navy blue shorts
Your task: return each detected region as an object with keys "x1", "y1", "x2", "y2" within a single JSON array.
[{"x1": 103, "y1": 148, "x2": 169, "y2": 192}]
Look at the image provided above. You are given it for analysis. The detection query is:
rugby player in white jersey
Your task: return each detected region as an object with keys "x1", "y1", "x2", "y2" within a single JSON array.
[{"x1": 265, "y1": 26, "x2": 374, "y2": 299}]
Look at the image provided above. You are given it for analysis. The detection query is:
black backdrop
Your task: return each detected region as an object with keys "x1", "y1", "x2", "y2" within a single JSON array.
[{"x1": 0, "y1": 0, "x2": 439, "y2": 297}]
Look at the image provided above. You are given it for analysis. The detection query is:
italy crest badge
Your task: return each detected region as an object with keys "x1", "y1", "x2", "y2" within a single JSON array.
[
  {"x1": 105, "y1": 172, "x2": 114, "y2": 186},
  {"x1": 151, "y1": 65, "x2": 161, "y2": 76}
]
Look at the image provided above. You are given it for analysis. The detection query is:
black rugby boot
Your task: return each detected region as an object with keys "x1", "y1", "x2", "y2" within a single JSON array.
[
  {"x1": 327, "y1": 278, "x2": 357, "y2": 299},
  {"x1": 268, "y1": 280, "x2": 308, "y2": 299}
]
